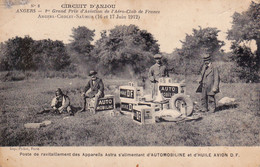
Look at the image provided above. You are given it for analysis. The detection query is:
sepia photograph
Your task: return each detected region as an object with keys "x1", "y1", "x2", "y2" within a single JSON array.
[{"x1": 0, "y1": 0, "x2": 259, "y2": 166}]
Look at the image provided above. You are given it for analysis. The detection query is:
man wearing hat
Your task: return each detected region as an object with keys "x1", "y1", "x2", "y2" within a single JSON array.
[
  {"x1": 196, "y1": 53, "x2": 220, "y2": 113},
  {"x1": 80, "y1": 70, "x2": 104, "y2": 112},
  {"x1": 148, "y1": 54, "x2": 169, "y2": 99},
  {"x1": 51, "y1": 88, "x2": 73, "y2": 115}
]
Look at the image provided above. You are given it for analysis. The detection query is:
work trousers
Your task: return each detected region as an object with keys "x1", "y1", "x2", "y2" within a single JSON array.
[
  {"x1": 151, "y1": 82, "x2": 158, "y2": 100},
  {"x1": 82, "y1": 90, "x2": 104, "y2": 111},
  {"x1": 52, "y1": 106, "x2": 72, "y2": 114},
  {"x1": 201, "y1": 87, "x2": 216, "y2": 113}
]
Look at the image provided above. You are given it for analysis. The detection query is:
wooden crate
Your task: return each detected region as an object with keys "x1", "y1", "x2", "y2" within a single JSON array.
[
  {"x1": 132, "y1": 106, "x2": 155, "y2": 125},
  {"x1": 137, "y1": 102, "x2": 161, "y2": 112},
  {"x1": 119, "y1": 83, "x2": 143, "y2": 103},
  {"x1": 120, "y1": 99, "x2": 138, "y2": 114}
]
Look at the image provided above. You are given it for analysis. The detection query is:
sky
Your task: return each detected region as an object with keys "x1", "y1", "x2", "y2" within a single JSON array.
[{"x1": 0, "y1": 0, "x2": 256, "y2": 53}]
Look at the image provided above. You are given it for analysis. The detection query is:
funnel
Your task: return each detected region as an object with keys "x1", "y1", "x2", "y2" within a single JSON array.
[{"x1": 154, "y1": 92, "x2": 165, "y2": 102}]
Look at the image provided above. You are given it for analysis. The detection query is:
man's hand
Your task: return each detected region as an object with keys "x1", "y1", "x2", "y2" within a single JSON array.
[
  {"x1": 196, "y1": 78, "x2": 202, "y2": 84},
  {"x1": 55, "y1": 99, "x2": 59, "y2": 105},
  {"x1": 58, "y1": 107, "x2": 64, "y2": 112},
  {"x1": 96, "y1": 91, "x2": 102, "y2": 97},
  {"x1": 81, "y1": 93, "x2": 86, "y2": 97},
  {"x1": 212, "y1": 88, "x2": 218, "y2": 93}
]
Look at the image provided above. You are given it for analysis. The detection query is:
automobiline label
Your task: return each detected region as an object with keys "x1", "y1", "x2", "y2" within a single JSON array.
[
  {"x1": 96, "y1": 97, "x2": 114, "y2": 111},
  {"x1": 159, "y1": 86, "x2": 178, "y2": 98}
]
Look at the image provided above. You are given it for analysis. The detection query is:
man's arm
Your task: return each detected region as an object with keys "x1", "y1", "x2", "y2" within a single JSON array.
[
  {"x1": 84, "y1": 80, "x2": 91, "y2": 93},
  {"x1": 148, "y1": 66, "x2": 155, "y2": 82},
  {"x1": 98, "y1": 79, "x2": 104, "y2": 92},
  {"x1": 212, "y1": 66, "x2": 220, "y2": 93},
  {"x1": 82, "y1": 81, "x2": 91, "y2": 97},
  {"x1": 197, "y1": 65, "x2": 205, "y2": 83},
  {"x1": 57, "y1": 96, "x2": 70, "y2": 112},
  {"x1": 164, "y1": 66, "x2": 169, "y2": 77},
  {"x1": 97, "y1": 79, "x2": 104, "y2": 96},
  {"x1": 51, "y1": 97, "x2": 57, "y2": 109},
  {"x1": 62, "y1": 95, "x2": 70, "y2": 108}
]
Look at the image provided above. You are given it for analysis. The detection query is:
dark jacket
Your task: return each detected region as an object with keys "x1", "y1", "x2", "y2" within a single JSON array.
[
  {"x1": 84, "y1": 77, "x2": 104, "y2": 98},
  {"x1": 148, "y1": 63, "x2": 169, "y2": 82},
  {"x1": 198, "y1": 63, "x2": 220, "y2": 95},
  {"x1": 51, "y1": 94, "x2": 70, "y2": 109}
]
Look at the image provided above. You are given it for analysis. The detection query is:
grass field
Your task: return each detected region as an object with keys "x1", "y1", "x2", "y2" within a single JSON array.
[{"x1": 0, "y1": 75, "x2": 259, "y2": 146}]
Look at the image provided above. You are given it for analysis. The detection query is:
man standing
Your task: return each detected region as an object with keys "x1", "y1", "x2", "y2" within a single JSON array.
[
  {"x1": 148, "y1": 54, "x2": 169, "y2": 99},
  {"x1": 51, "y1": 88, "x2": 73, "y2": 115},
  {"x1": 80, "y1": 70, "x2": 104, "y2": 112},
  {"x1": 196, "y1": 53, "x2": 220, "y2": 113}
]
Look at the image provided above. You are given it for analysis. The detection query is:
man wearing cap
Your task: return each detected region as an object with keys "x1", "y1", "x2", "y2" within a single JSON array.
[
  {"x1": 51, "y1": 88, "x2": 73, "y2": 115},
  {"x1": 80, "y1": 70, "x2": 104, "y2": 112},
  {"x1": 148, "y1": 54, "x2": 169, "y2": 99},
  {"x1": 196, "y1": 53, "x2": 220, "y2": 113}
]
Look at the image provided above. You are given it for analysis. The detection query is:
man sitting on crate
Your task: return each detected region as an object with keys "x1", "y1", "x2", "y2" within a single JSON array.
[
  {"x1": 196, "y1": 52, "x2": 220, "y2": 113},
  {"x1": 148, "y1": 54, "x2": 169, "y2": 99},
  {"x1": 80, "y1": 70, "x2": 105, "y2": 113},
  {"x1": 51, "y1": 88, "x2": 73, "y2": 115}
]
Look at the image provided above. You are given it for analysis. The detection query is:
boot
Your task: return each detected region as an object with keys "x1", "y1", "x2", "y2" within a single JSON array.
[{"x1": 67, "y1": 108, "x2": 74, "y2": 116}]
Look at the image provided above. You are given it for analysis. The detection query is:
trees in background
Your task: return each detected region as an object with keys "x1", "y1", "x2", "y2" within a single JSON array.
[
  {"x1": 173, "y1": 27, "x2": 225, "y2": 74},
  {"x1": 227, "y1": 1, "x2": 260, "y2": 82},
  {"x1": 0, "y1": 36, "x2": 35, "y2": 71},
  {"x1": 33, "y1": 39, "x2": 71, "y2": 71},
  {"x1": 92, "y1": 25, "x2": 160, "y2": 75},
  {"x1": 227, "y1": 1, "x2": 259, "y2": 56},
  {"x1": 230, "y1": 44, "x2": 259, "y2": 82},
  {"x1": 0, "y1": 36, "x2": 71, "y2": 71},
  {"x1": 67, "y1": 26, "x2": 96, "y2": 74},
  {"x1": 69, "y1": 26, "x2": 95, "y2": 55},
  {"x1": 0, "y1": 25, "x2": 160, "y2": 78}
]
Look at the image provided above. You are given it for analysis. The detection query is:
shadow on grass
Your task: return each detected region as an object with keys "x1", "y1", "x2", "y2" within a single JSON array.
[
  {"x1": 71, "y1": 106, "x2": 82, "y2": 112},
  {"x1": 216, "y1": 103, "x2": 238, "y2": 112}
]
